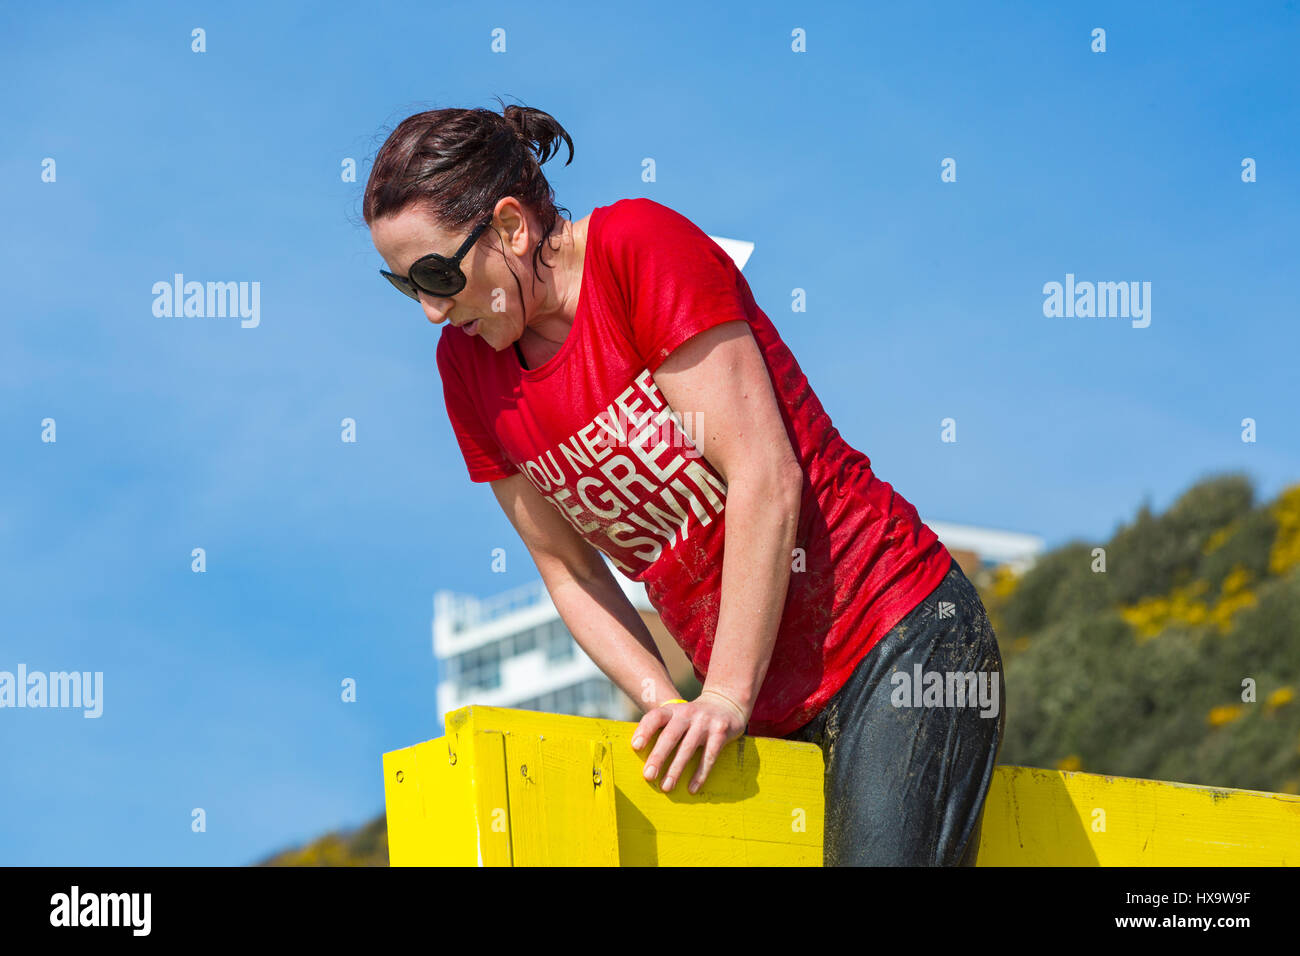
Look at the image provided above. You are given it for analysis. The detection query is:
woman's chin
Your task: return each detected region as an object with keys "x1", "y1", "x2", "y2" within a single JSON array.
[{"x1": 472, "y1": 322, "x2": 517, "y2": 351}]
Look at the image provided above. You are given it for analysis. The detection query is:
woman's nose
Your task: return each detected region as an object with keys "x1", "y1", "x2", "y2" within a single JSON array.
[{"x1": 419, "y1": 294, "x2": 453, "y2": 325}]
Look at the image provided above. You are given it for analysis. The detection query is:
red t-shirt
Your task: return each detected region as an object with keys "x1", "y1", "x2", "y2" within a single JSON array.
[{"x1": 436, "y1": 197, "x2": 952, "y2": 737}]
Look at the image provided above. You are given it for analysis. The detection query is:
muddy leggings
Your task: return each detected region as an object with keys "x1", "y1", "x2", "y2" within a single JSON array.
[{"x1": 784, "y1": 561, "x2": 1006, "y2": 866}]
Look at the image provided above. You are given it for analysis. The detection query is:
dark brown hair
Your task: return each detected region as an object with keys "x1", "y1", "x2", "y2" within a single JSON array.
[{"x1": 363, "y1": 96, "x2": 574, "y2": 301}]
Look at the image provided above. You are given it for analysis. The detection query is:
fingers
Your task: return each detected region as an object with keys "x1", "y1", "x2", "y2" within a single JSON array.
[
  {"x1": 639, "y1": 706, "x2": 688, "y2": 786},
  {"x1": 659, "y1": 721, "x2": 708, "y2": 793},
  {"x1": 632, "y1": 697, "x2": 748, "y2": 795},
  {"x1": 630, "y1": 706, "x2": 672, "y2": 751},
  {"x1": 687, "y1": 727, "x2": 731, "y2": 794}
]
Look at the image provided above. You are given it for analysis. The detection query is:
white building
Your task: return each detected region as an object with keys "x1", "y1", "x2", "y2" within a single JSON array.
[
  {"x1": 927, "y1": 521, "x2": 1044, "y2": 576},
  {"x1": 433, "y1": 571, "x2": 669, "y2": 724},
  {"x1": 431, "y1": 520, "x2": 1043, "y2": 726}
]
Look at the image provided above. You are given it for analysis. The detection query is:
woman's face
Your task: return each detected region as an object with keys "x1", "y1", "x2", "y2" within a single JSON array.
[{"x1": 370, "y1": 200, "x2": 534, "y2": 351}]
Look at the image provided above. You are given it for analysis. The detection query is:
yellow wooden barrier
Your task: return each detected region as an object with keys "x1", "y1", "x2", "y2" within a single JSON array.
[
  {"x1": 979, "y1": 764, "x2": 1300, "y2": 865},
  {"x1": 383, "y1": 705, "x2": 1300, "y2": 866}
]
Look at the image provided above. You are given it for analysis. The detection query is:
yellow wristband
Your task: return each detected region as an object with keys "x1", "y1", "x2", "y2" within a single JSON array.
[{"x1": 659, "y1": 698, "x2": 688, "y2": 706}]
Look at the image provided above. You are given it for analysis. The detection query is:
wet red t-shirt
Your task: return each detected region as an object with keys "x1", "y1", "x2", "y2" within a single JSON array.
[{"x1": 436, "y1": 197, "x2": 952, "y2": 737}]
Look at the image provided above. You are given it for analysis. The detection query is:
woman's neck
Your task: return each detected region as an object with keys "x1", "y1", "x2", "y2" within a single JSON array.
[{"x1": 516, "y1": 216, "x2": 587, "y2": 369}]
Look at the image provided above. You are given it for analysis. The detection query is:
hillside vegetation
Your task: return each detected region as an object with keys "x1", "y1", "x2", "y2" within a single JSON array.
[
  {"x1": 257, "y1": 815, "x2": 388, "y2": 866},
  {"x1": 981, "y1": 472, "x2": 1300, "y2": 794}
]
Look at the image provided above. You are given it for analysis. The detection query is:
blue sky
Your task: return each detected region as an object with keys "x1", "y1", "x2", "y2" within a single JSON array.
[{"x1": 1, "y1": 0, "x2": 1297, "y2": 865}]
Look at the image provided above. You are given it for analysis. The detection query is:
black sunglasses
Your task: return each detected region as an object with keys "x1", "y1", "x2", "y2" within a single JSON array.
[{"x1": 379, "y1": 214, "x2": 495, "y2": 300}]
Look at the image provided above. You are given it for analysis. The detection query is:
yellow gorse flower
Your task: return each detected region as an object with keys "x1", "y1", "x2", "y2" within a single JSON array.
[
  {"x1": 1120, "y1": 579, "x2": 1209, "y2": 641},
  {"x1": 1207, "y1": 704, "x2": 1244, "y2": 727},
  {"x1": 1202, "y1": 522, "x2": 1237, "y2": 556},
  {"x1": 991, "y1": 564, "x2": 1019, "y2": 600},
  {"x1": 1120, "y1": 565, "x2": 1257, "y2": 640},
  {"x1": 1209, "y1": 566, "x2": 1258, "y2": 632},
  {"x1": 1269, "y1": 483, "x2": 1300, "y2": 577},
  {"x1": 1265, "y1": 686, "x2": 1295, "y2": 712}
]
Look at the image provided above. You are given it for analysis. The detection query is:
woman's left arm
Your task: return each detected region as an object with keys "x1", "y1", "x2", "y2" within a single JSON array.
[{"x1": 631, "y1": 319, "x2": 805, "y2": 795}]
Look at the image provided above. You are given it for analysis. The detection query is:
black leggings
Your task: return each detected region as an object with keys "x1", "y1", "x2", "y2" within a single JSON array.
[{"x1": 785, "y1": 561, "x2": 1006, "y2": 866}]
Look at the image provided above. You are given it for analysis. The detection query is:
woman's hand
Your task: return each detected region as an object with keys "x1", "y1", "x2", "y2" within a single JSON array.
[{"x1": 631, "y1": 690, "x2": 750, "y2": 794}]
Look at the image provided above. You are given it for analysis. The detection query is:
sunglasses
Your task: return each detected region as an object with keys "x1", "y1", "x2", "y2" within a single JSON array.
[{"x1": 379, "y1": 214, "x2": 495, "y2": 300}]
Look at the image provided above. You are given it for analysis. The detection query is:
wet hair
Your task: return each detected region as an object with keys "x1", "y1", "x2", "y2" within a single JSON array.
[{"x1": 362, "y1": 96, "x2": 574, "y2": 308}]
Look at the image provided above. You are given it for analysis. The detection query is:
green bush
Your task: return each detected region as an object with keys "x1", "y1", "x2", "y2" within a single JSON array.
[{"x1": 987, "y1": 472, "x2": 1300, "y2": 794}]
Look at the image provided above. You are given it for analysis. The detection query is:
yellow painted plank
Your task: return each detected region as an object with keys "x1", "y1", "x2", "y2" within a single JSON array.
[
  {"x1": 381, "y1": 705, "x2": 823, "y2": 865},
  {"x1": 588, "y1": 739, "x2": 621, "y2": 865},
  {"x1": 499, "y1": 731, "x2": 620, "y2": 865},
  {"x1": 443, "y1": 711, "x2": 517, "y2": 866},
  {"x1": 617, "y1": 830, "x2": 823, "y2": 866},
  {"x1": 977, "y1": 765, "x2": 1300, "y2": 866},
  {"x1": 502, "y1": 732, "x2": 547, "y2": 864},
  {"x1": 380, "y1": 748, "x2": 422, "y2": 866},
  {"x1": 383, "y1": 737, "x2": 477, "y2": 865},
  {"x1": 384, "y1": 716, "x2": 515, "y2": 865},
  {"x1": 470, "y1": 730, "x2": 513, "y2": 866},
  {"x1": 460, "y1": 705, "x2": 823, "y2": 865}
]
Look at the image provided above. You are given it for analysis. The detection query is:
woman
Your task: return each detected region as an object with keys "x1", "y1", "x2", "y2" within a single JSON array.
[{"x1": 364, "y1": 100, "x2": 1006, "y2": 866}]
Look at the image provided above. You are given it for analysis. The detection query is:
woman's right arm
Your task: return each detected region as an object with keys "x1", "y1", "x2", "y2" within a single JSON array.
[{"x1": 488, "y1": 472, "x2": 680, "y2": 715}]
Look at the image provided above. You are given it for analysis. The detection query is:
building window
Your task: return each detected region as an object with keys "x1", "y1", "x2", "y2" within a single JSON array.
[
  {"x1": 506, "y1": 628, "x2": 539, "y2": 657},
  {"x1": 545, "y1": 621, "x2": 575, "y2": 663},
  {"x1": 464, "y1": 659, "x2": 499, "y2": 692},
  {"x1": 454, "y1": 643, "x2": 503, "y2": 692}
]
